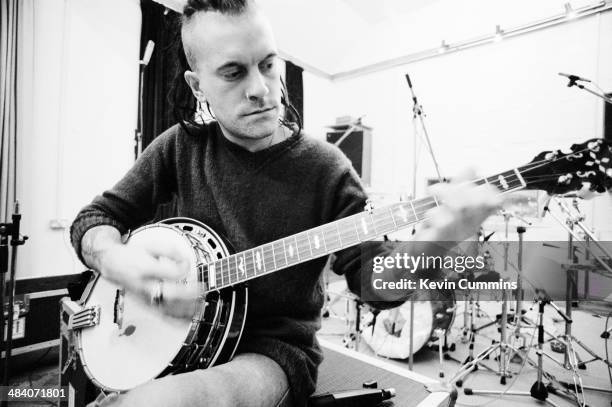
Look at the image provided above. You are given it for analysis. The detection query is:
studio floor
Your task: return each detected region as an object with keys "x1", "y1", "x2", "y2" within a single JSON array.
[
  {"x1": 8, "y1": 295, "x2": 612, "y2": 407},
  {"x1": 319, "y1": 293, "x2": 612, "y2": 407}
]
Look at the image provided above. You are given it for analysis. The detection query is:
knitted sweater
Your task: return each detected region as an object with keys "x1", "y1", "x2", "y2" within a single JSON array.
[{"x1": 70, "y1": 122, "x2": 378, "y2": 406}]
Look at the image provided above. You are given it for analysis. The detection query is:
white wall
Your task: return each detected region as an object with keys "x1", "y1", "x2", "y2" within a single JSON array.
[
  {"x1": 17, "y1": 0, "x2": 141, "y2": 278},
  {"x1": 14, "y1": 1, "x2": 611, "y2": 281},
  {"x1": 303, "y1": 11, "x2": 612, "y2": 241}
]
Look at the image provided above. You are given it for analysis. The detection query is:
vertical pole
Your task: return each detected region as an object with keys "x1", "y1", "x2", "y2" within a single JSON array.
[
  {"x1": 409, "y1": 300, "x2": 414, "y2": 370},
  {"x1": 565, "y1": 225, "x2": 574, "y2": 368},
  {"x1": 514, "y1": 227, "x2": 526, "y2": 338}
]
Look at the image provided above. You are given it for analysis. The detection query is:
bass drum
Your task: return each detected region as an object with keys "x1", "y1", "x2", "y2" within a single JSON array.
[{"x1": 361, "y1": 290, "x2": 455, "y2": 359}]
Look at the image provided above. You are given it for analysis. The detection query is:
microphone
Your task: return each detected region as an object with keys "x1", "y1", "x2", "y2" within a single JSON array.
[
  {"x1": 558, "y1": 72, "x2": 591, "y2": 84},
  {"x1": 405, "y1": 74, "x2": 419, "y2": 108},
  {"x1": 141, "y1": 40, "x2": 155, "y2": 66}
]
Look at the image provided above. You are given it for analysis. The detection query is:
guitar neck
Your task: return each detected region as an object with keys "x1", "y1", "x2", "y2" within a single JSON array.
[{"x1": 201, "y1": 167, "x2": 528, "y2": 290}]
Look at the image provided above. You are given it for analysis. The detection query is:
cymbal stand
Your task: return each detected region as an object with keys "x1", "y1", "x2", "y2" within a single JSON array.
[
  {"x1": 452, "y1": 223, "x2": 532, "y2": 387},
  {"x1": 542, "y1": 198, "x2": 612, "y2": 378},
  {"x1": 507, "y1": 226, "x2": 528, "y2": 363},
  {"x1": 459, "y1": 229, "x2": 493, "y2": 345},
  {"x1": 451, "y1": 294, "x2": 523, "y2": 387},
  {"x1": 463, "y1": 289, "x2": 580, "y2": 407}
]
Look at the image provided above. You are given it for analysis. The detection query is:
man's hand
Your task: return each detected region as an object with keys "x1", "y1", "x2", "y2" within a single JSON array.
[
  {"x1": 416, "y1": 174, "x2": 502, "y2": 242},
  {"x1": 81, "y1": 225, "x2": 202, "y2": 319}
]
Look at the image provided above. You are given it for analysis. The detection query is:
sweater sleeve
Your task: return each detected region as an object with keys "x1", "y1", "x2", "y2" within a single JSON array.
[
  {"x1": 70, "y1": 128, "x2": 177, "y2": 266},
  {"x1": 326, "y1": 168, "x2": 406, "y2": 310}
]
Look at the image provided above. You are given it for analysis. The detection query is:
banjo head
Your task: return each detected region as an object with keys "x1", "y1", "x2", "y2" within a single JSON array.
[{"x1": 77, "y1": 221, "x2": 229, "y2": 392}]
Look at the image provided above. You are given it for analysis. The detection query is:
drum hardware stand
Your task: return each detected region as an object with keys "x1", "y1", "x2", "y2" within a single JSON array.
[
  {"x1": 440, "y1": 326, "x2": 459, "y2": 361},
  {"x1": 322, "y1": 282, "x2": 364, "y2": 351},
  {"x1": 0, "y1": 202, "x2": 28, "y2": 398},
  {"x1": 342, "y1": 297, "x2": 364, "y2": 350},
  {"x1": 459, "y1": 276, "x2": 483, "y2": 345},
  {"x1": 322, "y1": 253, "x2": 364, "y2": 351},
  {"x1": 463, "y1": 289, "x2": 581, "y2": 407},
  {"x1": 451, "y1": 286, "x2": 523, "y2": 388},
  {"x1": 552, "y1": 197, "x2": 612, "y2": 276},
  {"x1": 321, "y1": 256, "x2": 338, "y2": 319},
  {"x1": 507, "y1": 226, "x2": 529, "y2": 364},
  {"x1": 435, "y1": 328, "x2": 450, "y2": 378},
  {"x1": 452, "y1": 224, "x2": 533, "y2": 387},
  {"x1": 543, "y1": 198, "x2": 612, "y2": 373},
  {"x1": 458, "y1": 227, "x2": 501, "y2": 347}
]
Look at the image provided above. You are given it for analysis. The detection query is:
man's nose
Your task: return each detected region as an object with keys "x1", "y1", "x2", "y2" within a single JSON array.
[{"x1": 245, "y1": 70, "x2": 269, "y2": 101}]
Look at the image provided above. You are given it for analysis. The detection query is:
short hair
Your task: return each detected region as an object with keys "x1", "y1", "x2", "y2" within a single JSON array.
[
  {"x1": 183, "y1": 0, "x2": 248, "y2": 18},
  {"x1": 181, "y1": 0, "x2": 251, "y2": 70},
  {"x1": 169, "y1": 0, "x2": 302, "y2": 136}
]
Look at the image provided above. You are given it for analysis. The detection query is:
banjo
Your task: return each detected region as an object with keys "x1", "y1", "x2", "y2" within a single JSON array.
[{"x1": 67, "y1": 139, "x2": 612, "y2": 392}]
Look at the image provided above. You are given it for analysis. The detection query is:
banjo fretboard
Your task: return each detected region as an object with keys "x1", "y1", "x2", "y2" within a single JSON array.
[{"x1": 199, "y1": 168, "x2": 527, "y2": 290}]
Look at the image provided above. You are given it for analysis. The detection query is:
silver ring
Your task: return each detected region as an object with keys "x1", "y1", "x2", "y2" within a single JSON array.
[{"x1": 151, "y1": 280, "x2": 164, "y2": 306}]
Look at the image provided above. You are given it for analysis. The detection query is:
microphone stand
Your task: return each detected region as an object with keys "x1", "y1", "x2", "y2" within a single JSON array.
[
  {"x1": 135, "y1": 40, "x2": 155, "y2": 160},
  {"x1": 405, "y1": 74, "x2": 444, "y2": 184},
  {"x1": 0, "y1": 202, "x2": 28, "y2": 397},
  {"x1": 561, "y1": 74, "x2": 612, "y2": 106},
  {"x1": 404, "y1": 74, "x2": 446, "y2": 372}
]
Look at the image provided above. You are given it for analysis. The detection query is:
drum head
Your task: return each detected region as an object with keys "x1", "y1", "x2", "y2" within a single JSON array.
[
  {"x1": 361, "y1": 302, "x2": 434, "y2": 359},
  {"x1": 78, "y1": 224, "x2": 200, "y2": 391}
]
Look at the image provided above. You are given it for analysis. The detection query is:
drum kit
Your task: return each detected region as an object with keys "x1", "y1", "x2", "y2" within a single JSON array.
[
  {"x1": 326, "y1": 70, "x2": 612, "y2": 406},
  {"x1": 324, "y1": 197, "x2": 612, "y2": 407}
]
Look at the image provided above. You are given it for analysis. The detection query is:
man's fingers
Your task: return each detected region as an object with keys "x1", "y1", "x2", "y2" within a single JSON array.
[
  {"x1": 138, "y1": 253, "x2": 189, "y2": 280},
  {"x1": 142, "y1": 279, "x2": 205, "y2": 319},
  {"x1": 145, "y1": 242, "x2": 192, "y2": 270}
]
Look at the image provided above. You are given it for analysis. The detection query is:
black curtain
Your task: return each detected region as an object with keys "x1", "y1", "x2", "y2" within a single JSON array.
[
  {"x1": 140, "y1": 0, "x2": 181, "y2": 150},
  {"x1": 285, "y1": 60, "x2": 304, "y2": 125}
]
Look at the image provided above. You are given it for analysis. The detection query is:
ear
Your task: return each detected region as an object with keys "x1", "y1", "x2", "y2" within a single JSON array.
[{"x1": 184, "y1": 71, "x2": 206, "y2": 102}]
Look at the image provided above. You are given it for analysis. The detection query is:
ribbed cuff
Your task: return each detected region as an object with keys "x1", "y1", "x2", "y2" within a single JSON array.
[{"x1": 70, "y1": 211, "x2": 128, "y2": 268}]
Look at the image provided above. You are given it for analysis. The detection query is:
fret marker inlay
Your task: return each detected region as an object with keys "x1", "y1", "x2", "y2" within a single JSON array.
[
  {"x1": 238, "y1": 258, "x2": 245, "y2": 276},
  {"x1": 255, "y1": 251, "x2": 262, "y2": 271},
  {"x1": 360, "y1": 218, "x2": 368, "y2": 234},
  {"x1": 208, "y1": 263, "x2": 216, "y2": 288},
  {"x1": 398, "y1": 205, "x2": 408, "y2": 222},
  {"x1": 313, "y1": 235, "x2": 321, "y2": 249}
]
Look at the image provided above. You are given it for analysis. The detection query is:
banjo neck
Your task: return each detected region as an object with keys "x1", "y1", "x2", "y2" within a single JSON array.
[{"x1": 200, "y1": 168, "x2": 528, "y2": 291}]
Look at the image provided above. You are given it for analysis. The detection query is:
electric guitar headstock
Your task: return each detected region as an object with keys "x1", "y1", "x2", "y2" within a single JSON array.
[{"x1": 521, "y1": 138, "x2": 612, "y2": 195}]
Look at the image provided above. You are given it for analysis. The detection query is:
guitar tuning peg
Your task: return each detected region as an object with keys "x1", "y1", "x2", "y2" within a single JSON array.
[{"x1": 364, "y1": 199, "x2": 374, "y2": 214}]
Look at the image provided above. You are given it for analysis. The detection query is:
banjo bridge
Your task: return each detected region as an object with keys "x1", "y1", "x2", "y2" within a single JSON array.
[{"x1": 68, "y1": 305, "x2": 101, "y2": 331}]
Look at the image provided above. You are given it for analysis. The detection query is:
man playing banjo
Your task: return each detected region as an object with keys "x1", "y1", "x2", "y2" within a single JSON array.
[{"x1": 71, "y1": 0, "x2": 500, "y2": 405}]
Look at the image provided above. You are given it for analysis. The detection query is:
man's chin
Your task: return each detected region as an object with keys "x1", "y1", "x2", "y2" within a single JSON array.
[{"x1": 244, "y1": 121, "x2": 279, "y2": 139}]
